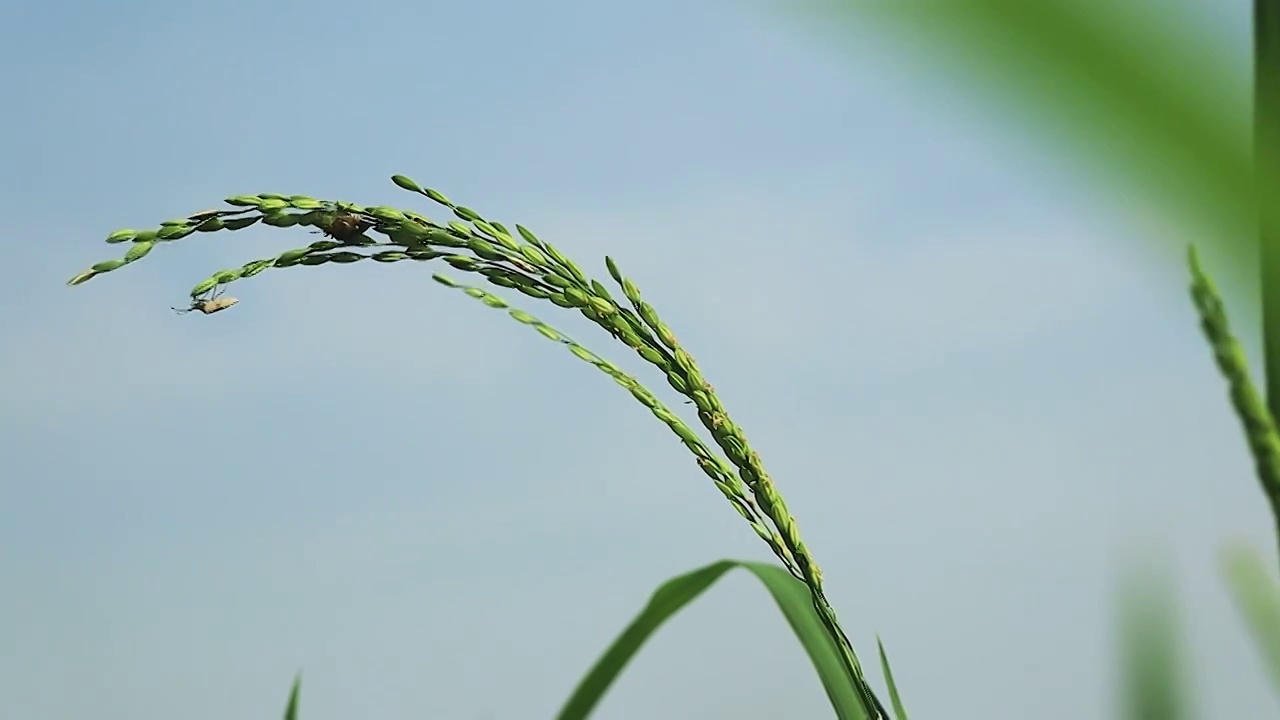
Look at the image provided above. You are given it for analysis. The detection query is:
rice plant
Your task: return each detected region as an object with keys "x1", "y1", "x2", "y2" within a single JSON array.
[
  {"x1": 60, "y1": 9, "x2": 1280, "y2": 715},
  {"x1": 65, "y1": 175, "x2": 899, "y2": 720},
  {"x1": 64, "y1": 170, "x2": 1280, "y2": 719}
]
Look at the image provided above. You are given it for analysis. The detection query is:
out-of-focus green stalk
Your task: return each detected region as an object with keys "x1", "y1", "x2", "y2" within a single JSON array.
[{"x1": 1258, "y1": 1, "x2": 1280, "y2": 432}]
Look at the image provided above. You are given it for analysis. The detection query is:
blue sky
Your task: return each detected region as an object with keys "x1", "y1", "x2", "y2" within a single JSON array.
[{"x1": 1, "y1": 0, "x2": 1274, "y2": 718}]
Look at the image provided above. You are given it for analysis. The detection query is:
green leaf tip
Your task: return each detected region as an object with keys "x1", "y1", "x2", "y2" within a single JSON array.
[
  {"x1": 875, "y1": 635, "x2": 909, "y2": 720},
  {"x1": 283, "y1": 675, "x2": 301, "y2": 720}
]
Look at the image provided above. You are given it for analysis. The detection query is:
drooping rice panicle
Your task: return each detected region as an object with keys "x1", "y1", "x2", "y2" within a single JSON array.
[{"x1": 66, "y1": 173, "x2": 884, "y2": 714}]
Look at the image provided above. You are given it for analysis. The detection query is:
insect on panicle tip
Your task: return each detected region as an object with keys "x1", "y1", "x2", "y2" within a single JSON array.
[{"x1": 173, "y1": 293, "x2": 239, "y2": 315}]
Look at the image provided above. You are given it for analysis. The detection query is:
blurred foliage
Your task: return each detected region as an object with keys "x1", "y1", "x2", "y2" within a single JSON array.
[
  {"x1": 786, "y1": 0, "x2": 1257, "y2": 293},
  {"x1": 1223, "y1": 543, "x2": 1280, "y2": 691},
  {"x1": 1117, "y1": 560, "x2": 1193, "y2": 720}
]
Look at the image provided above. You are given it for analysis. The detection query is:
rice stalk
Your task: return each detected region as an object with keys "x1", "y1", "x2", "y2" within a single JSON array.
[{"x1": 66, "y1": 174, "x2": 884, "y2": 715}]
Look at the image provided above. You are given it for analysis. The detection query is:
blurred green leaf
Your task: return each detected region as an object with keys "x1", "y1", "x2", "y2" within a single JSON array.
[
  {"x1": 875, "y1": 635, "x2": 909, "y2": 720},
  {"x1": 556, "y1": 559, "x2": 880, "y2": 720},
  {"x1": 784, "y1": 0, "x2": 1256, "y2": 292},
  {"x1": 1254, "y1": 2, "x2": 1280, "y2": 417},
  {"x1": 784, "y1": 0, "x2": 1280, "y2": 562},
  {"x1": 1222, "y1": 543, "x2": 1280, "y2": 695},
  {"x1": 283, "y1": 676, "x2": 300, "y2": 720},
  {"x1": 1117, "y1": 559, "x2": 1194, "y2": 720}
]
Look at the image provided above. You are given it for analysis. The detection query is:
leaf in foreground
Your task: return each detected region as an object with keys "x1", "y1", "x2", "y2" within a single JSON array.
[
  {"x1": 283, "y1": 675, "x2": 300, "y2": 720},
  {"x1": 781, "y1": 0, "x2": 1254, "y2": 295},
  {"x1": 557, "y1": 560, "x2": 883, "y2": 720},
  {"x1": 1116, "y1": 559, "x2": 1193, "y2": 720}
]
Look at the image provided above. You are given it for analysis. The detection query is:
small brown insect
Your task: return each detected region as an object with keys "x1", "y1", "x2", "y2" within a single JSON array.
[
  {"x1": 318, "y1": 206, "x2": 372, "y2": 242},
  {"x1": 173, "y1": 286, "x2": 239, "y2": 315}
]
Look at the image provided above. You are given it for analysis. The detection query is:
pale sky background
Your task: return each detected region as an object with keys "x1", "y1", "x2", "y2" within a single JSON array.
[{"x1": 1, "y1": 0, "x2": 1275, "y2": 718}]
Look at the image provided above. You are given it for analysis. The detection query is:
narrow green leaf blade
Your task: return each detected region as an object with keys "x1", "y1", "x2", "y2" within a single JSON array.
[
  {"x1": 875, "y1": 636, "x2": 909, "y2": 720},
  {"x1": 556, "y1": 559, "x2": 876, "y2": 720},
  {"x1": 283, "y1": 675, "x2": 301, "y2": 720},
  {"x1": 747, "y1": 561, "x2": 881, "y2": 719},
  {"x1": 1222, "y1": 543, "x2": 1280, "y2": 694}
]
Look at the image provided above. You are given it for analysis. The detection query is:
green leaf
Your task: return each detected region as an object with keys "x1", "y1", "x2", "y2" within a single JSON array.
[
  {"x1": 556, "y1": 559, "x2": 878, "y2": 720},
  {"x1": 1116, "y1": 558, "x2": 1192, "y2": 720},
  {"x1": 282, "y1": 675, "x2": 300, "y2": 720},
  {"x1": 784, "y1": 0, "x2": 1256, "y2": 301},
  {"x1": 784, "y1": 0, "x2": 1280, "y2": 564},
  {"x1": 1221, "y1": 543, "x2": 1280, "y2": 695},
  {"x1": 875, "y1": 636, "x2": 909, "y2": 720}
]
